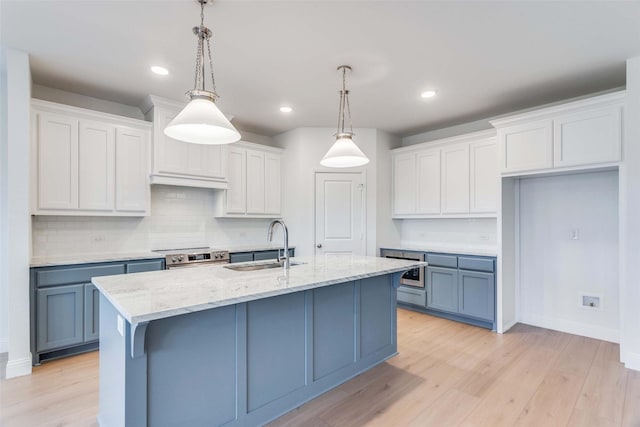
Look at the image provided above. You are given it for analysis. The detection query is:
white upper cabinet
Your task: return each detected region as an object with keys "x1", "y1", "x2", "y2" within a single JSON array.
[
  {"x1": 392, "y1": 130, "x2": 497, "y2": 218},
  {"x1": 31, "y1": 100, "x2": 151, "y2": 216},
  {"x1": 142, "y1": 95, "x2": 227, "y2": 189},
  {"x1": 441, "y1": 143, "x2": 470, "y2": 214},
  {"x1": 217, "y1": 142, "x2": 283, "y2": 218},
  {"x1": 491, "y1": 91, "x2": 624, "y2": 176}
]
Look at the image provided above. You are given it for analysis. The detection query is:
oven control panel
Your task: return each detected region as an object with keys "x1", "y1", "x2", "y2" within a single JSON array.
[{"x1": 162, "y1": 250, "x2": 230, "y2": 267}]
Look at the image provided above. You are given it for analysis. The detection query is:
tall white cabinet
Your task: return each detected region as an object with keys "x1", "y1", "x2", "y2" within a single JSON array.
[
  {"x1": 216, "y1": 142, "x2": 282, "y2": 218},
  {"x1": 391, "y1": 130, "x2": 498, "y2": 218},
  {"x1": 141, "y1": 95, "x2": 227, "y2": 189},
  {"x1": 31, "y1": 100, "x2": 151, "y2": 216}
]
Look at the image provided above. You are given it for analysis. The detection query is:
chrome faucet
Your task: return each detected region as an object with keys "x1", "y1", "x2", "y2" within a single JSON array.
[{"x1": 267, "y1": 219, "x2": 290, "y2": 269}]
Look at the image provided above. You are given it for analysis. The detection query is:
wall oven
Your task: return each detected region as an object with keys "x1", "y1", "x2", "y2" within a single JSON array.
[{"x1": 380, "y1": 250, "x2": 425, "y2": 288}]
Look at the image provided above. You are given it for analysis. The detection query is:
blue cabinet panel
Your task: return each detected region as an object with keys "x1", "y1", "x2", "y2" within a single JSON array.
[
  {"x1": 397, "y1": 286, "x2": 426, "y2": 307},
  {"x1": 427, "y1": 267, "x2": 459, "y2": 313},
  {"x1": 146, "y1": 305, "x2": 237, "y2": 427},
  {"x1": 37, "y1": 284, "x2": 84, "y2": 351},
  {"x1": 253, "y1": 250, "x2": 280, "y2": 261},
  {"x1": 459, "y1": 271, "x2": 495, "y2": 321},
  {"x1": 126, "y1": 259, "x2": 164, "y2": 273},
  {"x1": 246, "y1": 292, "x2": 306, "y2": 411},
  {"x1": 426, "y1": 253, "x2": 458, "y2": 269},
  {"x1": 230, "y1": 252, "x2": 254, "y2": 263},
  {"x1": 84, "y1": 283, "x2": 100, "y2": 342},
  {"x1": 313, "y1": 282, "x2": 356, "y2": 380},
  {"x1": 360, "y1": 276, "x2": 393, "y2": 358},
  {"x1": 37, "y1": 264, "x2": 125, "y2": 287},
  {"x1": 458, "y1": 256, "x2": 494, "y2": 273}
]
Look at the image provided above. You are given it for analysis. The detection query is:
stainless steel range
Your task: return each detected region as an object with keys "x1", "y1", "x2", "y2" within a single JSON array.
[{"x1": 153, "y1": 247, "x2": 230, "y2": 269}]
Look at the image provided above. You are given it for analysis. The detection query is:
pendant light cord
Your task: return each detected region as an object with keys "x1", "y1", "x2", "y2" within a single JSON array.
[
  {"x1": 191, "y1": 0, "x2": 218, "y2": 97},
  {"x1": 336, "y1": 66, "x2": 353, "y2": 135}
]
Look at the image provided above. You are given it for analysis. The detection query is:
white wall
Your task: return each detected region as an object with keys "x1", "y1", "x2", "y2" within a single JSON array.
[
  {"x1": 0, "y1": 48, "x2": 8, "y2": 354},
  {"x1": 620, "y1": 57, "x2": 640, "y2": 369},
  {"x1": 375, "y1": 130, "x2": 401, "y2": 251},
  {"x1": 32, "y1": 186, "x2": 274, "y2": 256},
  {"x1": 2, "y1": 49, "x2": 32, "y2": 378},
  {"x1": 518, "y1": 171, "x2": 619, "y2": 342},
  {"x1": 401, "y1": 118, "x2": 493, "y2": 147},
  {"x1": 399, "y1": 218, "x2": 497, "y2": 248},
  {"x1": 275, "y1": 127, "x2": 390, "y2": 257}
]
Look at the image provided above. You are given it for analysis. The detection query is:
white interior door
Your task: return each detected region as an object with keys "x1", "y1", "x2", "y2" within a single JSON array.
[{"x1": 315, "y1": 172, "x2": 365, "y2": 256}]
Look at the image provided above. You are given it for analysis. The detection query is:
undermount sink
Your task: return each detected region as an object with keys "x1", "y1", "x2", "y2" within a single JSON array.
[{"x1": 224, "y1": 260, "x2": 305, "y2": 272}]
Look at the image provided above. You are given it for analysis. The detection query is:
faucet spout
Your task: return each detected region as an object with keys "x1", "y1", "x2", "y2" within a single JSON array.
[{"x1": 267, "y1": 219, "x2": 290, "y2": 269}]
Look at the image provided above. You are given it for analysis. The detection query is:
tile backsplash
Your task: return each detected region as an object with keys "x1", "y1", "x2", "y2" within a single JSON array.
[
  {"x1": 399, "y1": 218, "x2": 497, "y2": 247},
  {"x1": 32, "y1": 186, "x2": 274, "y2": 256}
]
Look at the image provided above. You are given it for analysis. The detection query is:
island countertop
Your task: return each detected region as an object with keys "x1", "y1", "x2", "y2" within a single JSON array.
[{"x1": 92, "y1": 255, "x2": 425, "y2": 324}]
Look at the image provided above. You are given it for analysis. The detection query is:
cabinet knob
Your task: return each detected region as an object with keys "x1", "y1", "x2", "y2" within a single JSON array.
[{"x1": 316, "y1": 244, "x2": 322, "y2": 248}]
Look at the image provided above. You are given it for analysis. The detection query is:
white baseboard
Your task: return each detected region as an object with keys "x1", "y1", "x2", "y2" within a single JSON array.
[
  {"x1": 499, "y1": 319, "x2": 518, "y2": 334},
  {"x1": 0, "y1": 340, "x2": 7, "y2": 353},
  {"x1": 520, "y1": 314, "x2": 619, "y2": 343},
  {"x1": 622, "y1": 351, "x2": 640, "y2": 371},
  {"x1": 6, "y1": 355, "x2": 32, "y2": 378}
]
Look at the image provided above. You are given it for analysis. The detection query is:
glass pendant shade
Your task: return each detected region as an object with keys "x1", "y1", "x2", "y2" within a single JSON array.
[
  {"x1": 164, "y1": 96, "x2": 241, "y2": 145},
  {"x1": 320, "y1": 133, "x2": 369, "y2": 168}
]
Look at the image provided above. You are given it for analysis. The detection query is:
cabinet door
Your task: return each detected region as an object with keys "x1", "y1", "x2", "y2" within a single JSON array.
[
  {"x1": 230, "y1": 252, "x2": 254, "y2": 263},
  {"x1": 156, "y1": 109, "x2": 188, "y2": 175},
  {"x1": 126, "y1": 260, "x2": 165, "y2": 273},
  {"x1": 36, "y1": 112, "x2": 79, "y2": 210},
  {"x1": 246, "y1": 149, "x2": 266, "y2": 214},
  {"x1": 500, "y1": 119, "x2": 553, "y2": 173},
  {"x1": 78, "y1": 120, "x2": 114, "y2": 211},
  {"x1": 83, "y1": 283, "x2": 100, "y2": 342},
  {"x1": 470, "y1": 139, "x2": 498, "y2": 214},
  {"x1": 264, "y1": 153, "x2": 281, "y2": 215},
  {"x1": 441, "y1": 143, "x2": 469, "y2": 214},
  {"x1": 427, "y1": 267, "x2": 458, "y2": 313},
  {"x1": 458, "y1": 271, "x2": 495, "y2": 321},
  {"x1": 254, "y1": 250, "x2": 279, "y2": 261},
  {"x1": 553, "y1": 105, "x2": 622, "y2": 168},
  {"x1": 37, "y1": 284, "x2": 84, "y2": 351},
  {"x1": 115, "y1": 127, "x2": 149, "y2": 213},
  {"x1": 393, "y1": 153, "x2": 417, "y2": 215},
  {"x1": 226, "y1": 147, "x2": 246, "y2": 213},
  {"x1": 202, "y1": 145, "x2": 226, "y2": 180},
  {"x1": 416, "y1": 149, "x2": 441, "y2": 214}
]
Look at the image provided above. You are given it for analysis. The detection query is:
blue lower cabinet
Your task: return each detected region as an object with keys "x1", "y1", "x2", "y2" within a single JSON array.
[
  {"x1": 427, "y1": 266, "x2": 459, "y2": 314},
  {"x1": 36, "y1": 284, "x2": 84, "y2": 352},
  {"x1": 230, "y1": 252, "x2": 254, "y2": 263},
  {"x1": 84, "y1": 283, "x2": 100, "y2": 342},
  {"x1": 458, "y1": 270, "x2": 495, "y2": 322},
  {"x1": 253, "y1": 250, "x2": 280, "y2": 261}
]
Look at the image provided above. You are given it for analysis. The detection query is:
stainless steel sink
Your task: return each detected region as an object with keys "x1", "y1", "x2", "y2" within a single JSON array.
[{"x1": 224, "y1": 260, "x2": 305, "y2": 272}]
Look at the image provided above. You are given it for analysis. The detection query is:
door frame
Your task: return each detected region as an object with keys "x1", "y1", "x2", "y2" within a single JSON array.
[{"x1": 313, "y1": 171, "x2": 367, "y2": 256}]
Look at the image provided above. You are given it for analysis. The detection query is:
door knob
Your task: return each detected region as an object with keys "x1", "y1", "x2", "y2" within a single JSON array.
[{"x1": 316, "y1": 244, "x2": 322, "y2": 248}]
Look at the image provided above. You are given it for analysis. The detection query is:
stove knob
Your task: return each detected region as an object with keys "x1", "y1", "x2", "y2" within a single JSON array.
[
  {"x1": 178, "y1": 256, "x2": 184, "y2": 261},
  {"x1": 215, "y1": 253, "x2": 220, "y2": 259},
  {"x1": 171, "y1": 256, "x2": 178, "y2": 263}
]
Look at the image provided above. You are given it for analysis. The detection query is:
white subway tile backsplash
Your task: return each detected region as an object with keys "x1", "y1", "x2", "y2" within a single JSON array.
[{"x1": 32, "y1": 186, "x2": 273, "y2": 257}]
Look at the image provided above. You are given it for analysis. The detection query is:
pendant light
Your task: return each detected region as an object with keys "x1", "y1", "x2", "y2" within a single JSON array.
[
  {"x1": 320, "y1": 65, "x2": 369, "y2": 168},
  {"x1": 164, "y1": 0, "x2": 241, "y2": 145}
]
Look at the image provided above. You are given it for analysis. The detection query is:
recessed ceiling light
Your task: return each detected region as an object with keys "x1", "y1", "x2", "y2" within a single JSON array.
[
  {"x1": 421, "y1": 90, "x2": 437, "y2": 99},
  {"x1": 280, "y1": 106, "x2": 293, "y2": 113},
  {"x1": 151, "y1": 66, "x2": 169, "y2": 76}
]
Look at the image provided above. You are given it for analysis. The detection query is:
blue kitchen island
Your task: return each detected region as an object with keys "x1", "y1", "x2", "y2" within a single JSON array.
[{"x1": 92, "y1": 255, "x2": 425, "y2": 427}]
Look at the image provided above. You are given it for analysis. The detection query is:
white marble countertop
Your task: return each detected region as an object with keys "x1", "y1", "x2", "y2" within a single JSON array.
[
  {"x1": 92, "y1": 255, "x2": 425, "y2": 325},
  {"x1": 380, "y1": 243, "x2": 498, "y2": 257},
  {"x1": 30, "y1": 252, "x2": 164, "y2": 268}
]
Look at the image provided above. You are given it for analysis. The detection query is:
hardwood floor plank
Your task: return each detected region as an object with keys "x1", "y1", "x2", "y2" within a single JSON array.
[{"x1": 622, "y1": 370, "x2": 640, "y2": 427}]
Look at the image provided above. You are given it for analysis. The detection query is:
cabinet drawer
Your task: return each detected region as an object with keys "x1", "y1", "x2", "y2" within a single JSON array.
[
  {"x1": 426, "y1": 254, "x2": 457, "y2": 269},
  {"x1": 126, "y1": 260, "x2": 165, "y2": 273},
  {"x1": 36, "y1": 264, "x2": 126, "y2": 287},
  {"x1": 458, "y1": 257, "x2": 494, "y2": 273},
  {"x1": 230, "y1": 252, "x2": 254, "y2": 263},
  {"x1": 254, "y1": 250, "x2": 279, "y2": 261},
  {"x1": 397, "y1": 287, "x2": 426, "y2": 307}
]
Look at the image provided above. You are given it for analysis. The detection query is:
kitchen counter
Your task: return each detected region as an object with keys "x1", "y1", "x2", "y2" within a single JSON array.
[
  {"x1": 224, "y1": 244, "x2": 296, "y2": 253},
  {"x1": 30, "y1": 251, "x2": 163, "y2": 267},
  {"x1": 92, "y1": 254, "x2": 424, "y2": 324},
  {"x1": 96, "y1": 255, "x2": 423, "y2": 427},
  {"x1": 383, "y1": 243, "x2": 498, "y2": 257}
]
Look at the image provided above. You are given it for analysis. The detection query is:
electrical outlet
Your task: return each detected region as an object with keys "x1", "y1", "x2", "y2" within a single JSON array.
[
  {"x1": 571, "y1": 229, "x2": 580, "y2": 240},
  {"x1": 581, "y1": 295, "x2": 600, "y2": 309}
]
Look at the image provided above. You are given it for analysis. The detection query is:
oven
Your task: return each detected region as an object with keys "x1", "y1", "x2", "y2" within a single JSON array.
[
  {"x1": 380, "y1": 249, "x2": 425, "y2": 288},
  {"x1": 153, "y1": 248, "x2": 230, "y2": 269}
]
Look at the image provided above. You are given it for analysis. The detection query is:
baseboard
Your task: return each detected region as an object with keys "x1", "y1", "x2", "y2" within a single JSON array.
[
  {"x1": 622, "y1": 351, "x2": 640, "y2": 372},
  {"x1": 520, "y1": 314, "x2": 619, "y2": 343},
  {"x1": 6, "y1": 355, "x2": 32, "y2": 378},
  {"x1": 499, "y1": 319, "x2": 518, "y2": 334}
]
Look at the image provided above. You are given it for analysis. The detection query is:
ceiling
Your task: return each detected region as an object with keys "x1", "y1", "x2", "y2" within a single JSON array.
[{"x1": 2, "y1": 1, "x2": 640, "y2": 137}]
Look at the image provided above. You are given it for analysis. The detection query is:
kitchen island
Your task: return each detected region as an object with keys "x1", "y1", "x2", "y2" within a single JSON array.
[{"x1": 92, "y1": 255, "x2": 425, "y2": 427}]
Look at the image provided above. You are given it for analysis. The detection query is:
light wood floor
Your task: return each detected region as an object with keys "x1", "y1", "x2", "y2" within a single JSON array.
[{"x1": 1, "y1": 309, "x2": 639, "y2": 427}]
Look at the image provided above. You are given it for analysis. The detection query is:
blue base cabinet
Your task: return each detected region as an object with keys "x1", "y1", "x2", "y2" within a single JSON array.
[
  {"x1": 230, "y1": 248, "x2": 295, "y2": 263},
  {"x1": 30, "y1": 258, "x2": 165, "y2": 365},
  {"x1": 458, "y1": 270, "x2": 495, "y2": 322},
  {"x1": 427, "y1": 266, "x2": 458, "y2": 313}
]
